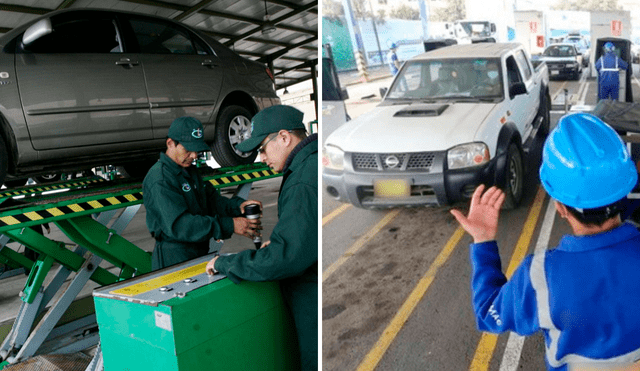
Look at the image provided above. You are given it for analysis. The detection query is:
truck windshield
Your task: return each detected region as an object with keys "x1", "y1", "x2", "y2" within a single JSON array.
[
  {"x1": 459, "y1": 22, "x2": 492, "y2": 37},
  {"x1": 387, "y1": 58, "x2": 503, "y2": 100}
]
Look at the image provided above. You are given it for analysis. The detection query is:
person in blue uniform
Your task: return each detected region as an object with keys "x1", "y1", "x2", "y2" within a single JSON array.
[
  {"x1": 387, "y1": 43, "x2": 400, "y2": 75},
  {"x1": 595, "y1": 42, "x2": 628, "y2": 101},
  {"x1": 451, "y1": 112, "x2": 640, "y2": 370},
  {"x1": 206, "y1": 105, "x2": 318, "y2": 371}
]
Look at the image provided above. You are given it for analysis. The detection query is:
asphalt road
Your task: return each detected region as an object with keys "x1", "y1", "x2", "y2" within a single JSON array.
[{"x1": 322, "y1": 64, "x2": 640, "y2": 371}]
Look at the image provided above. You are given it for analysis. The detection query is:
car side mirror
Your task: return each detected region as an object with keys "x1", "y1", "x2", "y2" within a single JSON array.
[
  {"x1": 340, "y1": 88, "x2": 349, "y2": 101},
  {"x1": 22, "y1": 18, "x2": 52, "y2": 47},
  {"x1": 379, "y1": 87, "x2": 388, "y2": 98},
  {"x1": 509, "y1": 82, "x2": 527, "y2": 98}
]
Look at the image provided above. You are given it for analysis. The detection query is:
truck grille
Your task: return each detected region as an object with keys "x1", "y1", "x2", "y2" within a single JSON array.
[{"x1": 352, "y1": 152, "x2": 436, "y2": 172}]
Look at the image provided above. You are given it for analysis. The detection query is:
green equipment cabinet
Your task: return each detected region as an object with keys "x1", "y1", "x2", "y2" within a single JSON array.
[{"x1": 93, "y1": 255, "x2": 300, "y2": 371}]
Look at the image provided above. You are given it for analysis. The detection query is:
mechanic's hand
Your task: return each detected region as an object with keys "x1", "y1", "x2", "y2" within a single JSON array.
[
  {"x1": 233, "y1": 216, "x2": 263, "y2": 239},
  {"x1": 240, "y1": 200, "x2": 263, "y2": 215},
  {"x1": 450, "y1": 184, "x2": 504, "y2": 243},
  {"x1": 205, "y1": 256, "x2": 218, "y2": 275},
  {"x1": 260, "y1": 240, "x2": 271, "y2": 249}
]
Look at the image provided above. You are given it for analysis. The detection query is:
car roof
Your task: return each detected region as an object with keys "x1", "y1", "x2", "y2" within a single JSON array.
[{"x1": 410, "y1": 43, "x2": 523, "y2": 60}]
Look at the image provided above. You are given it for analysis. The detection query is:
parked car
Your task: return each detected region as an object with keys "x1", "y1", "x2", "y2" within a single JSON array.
[
  {"x1": 322, "y1": 43, "x2": 550, "y2": 209},
  {"x1": 563, "y1": 36, "x2": 590, "y2": 67},
  {"x1": 538, "y1": 43, "x2": 583, "y2": 80},
  {"x1": 0, "y1": 8, "x2": 279, "y2": 186}
]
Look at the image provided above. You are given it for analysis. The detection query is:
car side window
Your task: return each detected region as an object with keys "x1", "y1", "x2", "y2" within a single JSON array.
[
  {"x1": 506, "y1": 56, "x2": 522, "y2": 85},
  {"x1": 129, "y1": 18, "x2": 203, "y2": 54},
  {"x1": 515, "y1": 50, "x2": 532, "y2": 81},
  {"x1": 25, "y1": 18, "x2": 122, "y2": 53}
]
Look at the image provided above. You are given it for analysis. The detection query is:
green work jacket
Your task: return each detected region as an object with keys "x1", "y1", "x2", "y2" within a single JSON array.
[
  {"x1": 215, "y1": 134, "x2": 318, "y2": 371},
  {"x1": 143, "y1": 153, "x2": 244, "y2": 270}
]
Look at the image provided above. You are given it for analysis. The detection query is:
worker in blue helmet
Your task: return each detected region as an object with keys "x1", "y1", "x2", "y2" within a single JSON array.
[
  {"x1": 451, "y1": 113, "x2": 640, "y2": 370},
  {"x1": 387, "y1": 42, "x2": 401, "y2": 75},
  {"x1": 595, "y1": 41, "x2": 629, "y2": 101}
]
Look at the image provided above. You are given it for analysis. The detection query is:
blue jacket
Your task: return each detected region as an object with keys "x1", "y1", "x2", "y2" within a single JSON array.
[
  {"x1": 470, "y1": 222, "x2": 640, "y2": 370},
  {"x1": 595, "y1": 52, "x2": 628, "y2": 100}
]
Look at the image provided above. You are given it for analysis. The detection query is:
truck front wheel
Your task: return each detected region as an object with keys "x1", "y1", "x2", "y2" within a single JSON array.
[{"x1": 502, "y1": 143, "x2": 524, "y2": 210}]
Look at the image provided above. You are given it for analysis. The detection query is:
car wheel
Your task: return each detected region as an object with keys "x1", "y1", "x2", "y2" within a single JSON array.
[
  {"x1": 502, "y1": 143, "x2": 524, "y2": 210},
  {"x1": 35, "y1": 173, "x2": 62, "y2": 183},
  {"x1": 211, "y1": 105, "x2": 258, "y2": 167},
  {"x1": 538, "y1": 92, "x2": 551, "y2": 137}
]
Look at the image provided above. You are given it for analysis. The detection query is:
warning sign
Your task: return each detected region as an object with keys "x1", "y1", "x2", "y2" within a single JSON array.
[
  {"x1": 537, "y1": 35, "x2": 545, "y2": 48},
  {"x1": 611, "y1": 20, "x2": 622, "y2": 36}
]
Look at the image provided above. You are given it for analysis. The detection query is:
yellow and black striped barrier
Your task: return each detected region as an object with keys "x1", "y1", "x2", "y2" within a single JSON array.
[
  {"x1": 0, "y1": 163, "x2": 281, "y2": 233},
  {"x1": 0, "y1": 177, "x2": 107, "y2": 199}
]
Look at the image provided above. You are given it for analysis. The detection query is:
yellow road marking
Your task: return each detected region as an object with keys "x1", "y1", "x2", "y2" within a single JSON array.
[
  {"x1": 469, "y1": 186, "x2": 547, "y2": 370},
  {"x1": 322, "y1": 209, "x2": 400, "y2": 282},
  {"x1": 356, "y1": 226, "x2": 466, "y2": 371},
  {"x1": 322, "y1": 203, "x2": 352, "y2": 226}
]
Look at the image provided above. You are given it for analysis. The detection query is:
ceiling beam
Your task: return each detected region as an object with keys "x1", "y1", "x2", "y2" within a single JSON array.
[
  {"x1": 57, "y1": 0, "x2": 79, "y2": 9},
  {"x1": 223, "y1": 0, "x2": 317, "y2": 46},
  {"x1": 258, "y1": 36, "x2": 317, "y2": 63},
  {"x1": 0, "y1": 4, "x2": 50, "y2": 15},
  {"x1": 173, "y1": 0, "x2": 216, "y2": 21}
]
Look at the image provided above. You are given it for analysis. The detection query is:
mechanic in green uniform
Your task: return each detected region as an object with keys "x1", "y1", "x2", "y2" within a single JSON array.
[
  {"x1": 143, "y1": 116, "x2": 262, "y2": 270},
  {"x1": 205, "y1": 105, "x2": 318, "y2": 371}
]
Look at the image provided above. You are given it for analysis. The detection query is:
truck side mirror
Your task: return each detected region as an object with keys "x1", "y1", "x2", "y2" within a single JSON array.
[
  {"x1": 491, "y1": 24, "x2": 496, "y2": 33},
  {"x1": 340, "y1": 88, "x2": 349, "y2": 101},
  {"x1": 379, "y1": 87, "x2": 388, "y2": 98},
  {"x1": 22, "y1": 18, "x2": 52, "y2": 47},
  {"x1": 509, "y1": 82, "x2": 527, "y2": 98}
]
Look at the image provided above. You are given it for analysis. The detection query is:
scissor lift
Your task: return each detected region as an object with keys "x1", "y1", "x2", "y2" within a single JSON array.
[{"x1": 0, "y1": 163, "x2": 280, "y2": 370}]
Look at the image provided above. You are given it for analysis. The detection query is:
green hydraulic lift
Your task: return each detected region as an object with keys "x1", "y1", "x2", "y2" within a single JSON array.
[{"x1": 0, "y1": 163, "x2": 283, "y2": 370}]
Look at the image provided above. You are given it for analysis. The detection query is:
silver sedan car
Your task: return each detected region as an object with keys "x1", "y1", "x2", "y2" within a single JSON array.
[{"x1": 0, "y1": 8, "x2": 279, "y2": 186}]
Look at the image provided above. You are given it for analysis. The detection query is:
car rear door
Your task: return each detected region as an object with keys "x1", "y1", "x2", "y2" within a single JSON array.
[
  {"x1": 124, "y1": 16, "x2": 224, "y2": 139},
  {"x1": 15, "y1": 12, "x2": 152, "y2": 150}
]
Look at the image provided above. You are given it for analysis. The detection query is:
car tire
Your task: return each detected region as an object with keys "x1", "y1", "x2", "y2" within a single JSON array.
[
  {"x1": 538, "y1": 91, "x2": 551, "y2": 137},
  {"x1": 502, "y1": 143, "x2": 524, "y2": 210},
  {"x1": 35, "y1": 173, "x2": 62, "y2": 183},
  {"x1": 211, "y1": 105, "x2": 258, "y2": 167}
]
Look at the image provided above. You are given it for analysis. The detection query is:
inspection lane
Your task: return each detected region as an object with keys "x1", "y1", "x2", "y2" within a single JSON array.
[{"x1": 321, "y1": 72, "x2": 610, "y2": 371}]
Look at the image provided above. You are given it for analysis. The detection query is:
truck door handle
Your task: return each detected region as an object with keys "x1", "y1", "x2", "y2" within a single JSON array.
[
  {"x1": 202, "y1": 59, "x2": 218, "y2": 67},
  {"x1": 115, "y1": 58, "x2": 139, "y2": 67}
]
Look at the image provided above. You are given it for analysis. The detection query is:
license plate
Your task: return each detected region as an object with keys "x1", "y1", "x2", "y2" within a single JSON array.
[
  {"x1": 374, "y1": 179, "x2": 410, "y2": 198},
  {"x1": 551, "y1": 70, "x2": 559, "y2": 75}
]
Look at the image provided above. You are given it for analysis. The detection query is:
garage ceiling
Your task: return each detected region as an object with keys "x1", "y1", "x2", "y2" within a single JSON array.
[{"x1": 0, "y1": 0, "x2": 318, "y2": 90}]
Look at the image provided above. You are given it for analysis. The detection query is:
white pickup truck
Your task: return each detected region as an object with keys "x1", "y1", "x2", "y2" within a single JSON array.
[{"x1": 322, "y1": 43, "x2": 550, "y2": 209}]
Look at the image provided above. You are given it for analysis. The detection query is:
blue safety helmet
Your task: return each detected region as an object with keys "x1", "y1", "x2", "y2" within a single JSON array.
[
  {"x1": 390, "y1": 42, "x2": 397, "y2": 49},
  {"x1": 539, "y1": 112, "x2": 637, "y2": 209},
  {"x1": 604, "y1": 42, "x2": 615, "y2": 53}
]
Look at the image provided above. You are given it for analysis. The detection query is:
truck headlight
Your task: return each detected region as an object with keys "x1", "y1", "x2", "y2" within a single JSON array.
[
  {"x1": 322, "y1": 145, "x2": 344, "y2": 171},
  {"x1": 447, "y1": 143, "x2": 490, "y2": 169}
]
